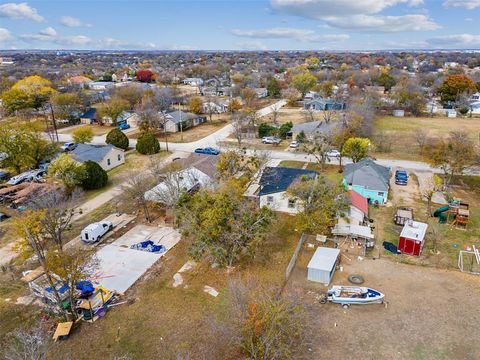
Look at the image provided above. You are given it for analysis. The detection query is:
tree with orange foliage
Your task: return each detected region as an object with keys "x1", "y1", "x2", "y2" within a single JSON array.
[{"x1": 437, "y1": 74, "x2": 476, "y2": 104}]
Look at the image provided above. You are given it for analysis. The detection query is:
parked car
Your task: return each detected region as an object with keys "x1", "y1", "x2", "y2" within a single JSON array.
[
  {"x1": 395, "y1": 169, "x2": 408, "y2": 185},
  {"x1": 81, "y1": 221, "x2": 113, "y2": 243},
  {"x1": 0, "y1": 170, "x2": 10, "y2": 181},
  {"x1": 325, "y1": 150, "x2": 341, "y2": 158},
  {"x1": 118, "y1": 123, "x2": 131, "y2": 130},
  {"x1": 194, "y1": 147, "x2": 220, "y2": 155},
  {"x1": 0, "y1": 213, "x2": 11, "y2": 222},
  {"x1": 262, "y1": 136, "x2": 282, "y2": 145},
  {"x1": 289, "y1": 140, "x2": 300, "y2": 148},
  {"x1": 60, "y1": 142, "x2": 77, "y2": 152},
  {"x1": 7, "y1": 169, "x2": 46, "y2": 185}
]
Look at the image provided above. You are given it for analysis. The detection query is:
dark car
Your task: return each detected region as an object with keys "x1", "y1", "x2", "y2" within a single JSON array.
[
  {"x1": 0, "y1": 170, "x2": 10, "y2": 181},
  {"x1": 395, "y1": 170, "x2": 408, "y2": 185},
  {"x1": 0, "y1": 213, "x2": 11, "y2": 222},
  {"x1": 194, "y1": 147, "x2": 220, "y2": 155}
]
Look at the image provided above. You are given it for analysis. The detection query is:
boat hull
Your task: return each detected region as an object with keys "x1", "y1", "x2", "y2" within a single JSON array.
[{"x1": 326, "y1": 285, "x2": 385, "y2": 305}]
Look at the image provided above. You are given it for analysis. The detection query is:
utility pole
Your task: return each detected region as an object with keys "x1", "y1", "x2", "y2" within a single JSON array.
[{"x1": 49, "y1": 103, "x2": 59, "y2": 143}]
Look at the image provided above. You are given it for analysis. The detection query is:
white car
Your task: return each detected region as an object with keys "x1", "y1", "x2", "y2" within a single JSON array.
[
  {"x1": 289, "y1": 141, "x2": 300, "y2": 148},
  {"x1": 81, "y1": 221, "x2": 113, "y2": 243},
  {"x1": 61, "y1": 142, "x2": 77, "y2": 152},
  {"x1": 262, "y1": 136, "x2": 282, "y2": 145},
  {"x1": 326, "y1": 150, "x2": 341, "y2": 158}
]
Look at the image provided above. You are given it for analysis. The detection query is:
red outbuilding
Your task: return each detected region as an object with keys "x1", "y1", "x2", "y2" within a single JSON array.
[{"x1": 398, "y1": 220, "x2": 428, "y2": 256}]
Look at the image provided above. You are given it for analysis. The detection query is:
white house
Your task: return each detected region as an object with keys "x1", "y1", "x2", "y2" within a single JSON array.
[
  {"x1": 163, "y1": 110, "x2": 206, "y2": 133},
  {"x1": 183, "y1": 78, "x2": 204, "y2": 86},
  {"x1": 89, "y1": 81, "x2": 114, "y2": 91},
  {"x1": 202, "y1": 101, "x2": 228, "y2": 114},
  {"x1": 145, "y1": 153, "x2": 219, "y2": 204},
  {"x1": 246, "y1": 167, "x2": 317, "y2": 214},
  {"x1": 71, "y1": 144, "x2": 125, "y2": 171}
]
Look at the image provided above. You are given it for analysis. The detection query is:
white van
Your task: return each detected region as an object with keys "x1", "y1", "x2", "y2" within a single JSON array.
[{"x1": 81, "y1": 221, "x2": 113, "y2": 243}]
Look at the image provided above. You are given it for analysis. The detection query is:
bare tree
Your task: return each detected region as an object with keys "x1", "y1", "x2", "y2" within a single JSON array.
[
  {"x1": 121, "y1": 171, "x2": 155, "y2": 222},
  {"x1": 414, "y1": 129, "x2": 430, "y2": 155},
  {"x1": 231, "y1": 112, "x2": 250, "y2": 147},
  {"x1": 4, "y1": 324, "x2": 49, "y2": 360},
  {"x1": 270, "y1": 102, "x2": 282, "y2": 126},
  {"x1": 304, "y1": 107, "x2": 316, "y2": 122},
  {"x1": 303, "y1": 134, "x2": 332, "y2": 169}
]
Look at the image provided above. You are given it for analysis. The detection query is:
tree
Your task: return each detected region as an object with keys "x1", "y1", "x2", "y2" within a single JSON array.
[
  {"x1": 377, "y1": 72, "x2": 396, "y2": 91},
  {"x1": 414, "y1": 129, "x2": 430, "y2": 155},
  {"x1": 258, "y1": 123, "x2": 275, "y2": 138},
  {"x1": 82, "y1": 160, "x2": 108, "y2": 190},
  {"x1": 281, "y1": 88, "x2": 301, "y2": 106},
  {"x1": 342, "y1": 137, "x2": 370, "y2": 163},
  {"x1": 178, "y1": 183, "x2": 274, "y2": 267},
  {"x1": 296, "y1": 130, "x2": 306, "y2": 143},
  {"x1": 217, "y1": 148, "x2": 269, "y2": 183},
  {"x1": 106, "y1": 128, "x2": 129, "y2": 150},
  {"x1": 267, "y1": 77, "x2": 281, "y2": 98},
  {"x1": 240, "y1": 87, "x2": 258, "y2": 110},
  {"x1": 111, "y1": 84, "x2": 144, "y2": 109},
  {"x1": 0, "y1": 122, "x2": 57, "y2": 173},
  {"x1": 51, "y1": 92, "x2": 84, "y2": 121},
  {"x1": 427, "y1": 131, "x2": 477, "y2": 186},
  {"x1": 136, "y1": 131, "x2": 160, "y2": 155},
  {"x1": 303, "y1": 135, "x2": 333, "y2": 169},
  {"x1": 48, "y1": 154, "x2": 86, "y2": 194},
  {"x1": 291, "y1": 72, "x2": 317, "y2": 96},
  {"x1": 122, "y1": 171, "x2": 155, "y2": 222},
  {"x1": 188, "y1": 96, "x2": 203, "y2": 114},
  {"x1": 269, "y1": 102, "x2": 282, "y2": 125},
  {"x1": 136, "y1": 69, "x2": 155, "y2": 83},
  {"x1": 72, "y1": 127, "x2": 94, "y2": 144},
  {"x1": 391, "y1": 77, "x2": 425, "y2": 116},
  {"x1": 228, "y1": 98, "x2": 242, "y2": 113},
  {"x1": 306, "y1": 56, "x2": 319, "y2": 69},
  {"x1": 318, "y1": 80, "x2": 334, "y2": 98},
  {"x1": 278, "y1": 122, "x2": 293, "y2": 139},
  {"x1": 97, "y1": 98, "x2": 129, "y2": 126},
  {"x1": 287, "y1": 177, "x2": 347, "y2": 235},
  {"x1": 1, "y1": 88, "x2": 33, "y2": 114},
  {"x1": 10, "y1": 75, "x2": 55, "y2": 110},
  {"x1": 437, "y1": 74, "x2": 476, "y2": 105}
]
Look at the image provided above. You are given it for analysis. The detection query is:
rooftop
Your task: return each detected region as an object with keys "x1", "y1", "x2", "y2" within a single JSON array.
[
  {"x1": 258, "y1": 166, "x2": 317, "y2": 196},
  {"x1": 307, "y1": 247, "x2": 340, "y2": 272},
  {"x1": 71, "y1": 144, "x2": 119, "y2": 163}
]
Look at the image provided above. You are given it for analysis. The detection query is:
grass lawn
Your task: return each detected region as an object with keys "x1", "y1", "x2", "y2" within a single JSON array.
[
  {"x1": 62, "y1": 124, "x2": 111, "y2": 136},
  {"x1": 372, "y1": 115, "x2": 480, "y2": 161}
]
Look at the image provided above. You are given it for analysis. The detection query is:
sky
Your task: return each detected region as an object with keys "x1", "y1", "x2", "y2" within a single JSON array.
[{"x1": 0, "y1": 0, "x2": 479, "y2": 51}]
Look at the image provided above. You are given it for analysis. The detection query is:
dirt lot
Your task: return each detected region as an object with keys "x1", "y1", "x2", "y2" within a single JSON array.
[
  {"x1": 61, "y1": 124, "x2": 112, "y2": 136},
  {"x1": 287, "y1": 248, "x2": 480, "y2": 360},
  {"x1": 372, "y1": 115, "x2": 480, "y2": 161}
]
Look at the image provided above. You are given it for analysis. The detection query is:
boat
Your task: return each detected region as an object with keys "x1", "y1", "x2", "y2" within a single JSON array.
[{"x1": 320, "y1": 285, "x2": 385, "y2": 308}]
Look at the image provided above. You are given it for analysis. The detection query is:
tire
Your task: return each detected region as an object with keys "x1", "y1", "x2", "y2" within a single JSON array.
[
  {"x1": 319, "y1": 296, "x2": 327, "y2": 304},
  {"x1": 348, "y1": 275, "x2": 365, "y2": 285},
  {"x1": 342, "y1": 304, "x2": 350, "y2": 309}
]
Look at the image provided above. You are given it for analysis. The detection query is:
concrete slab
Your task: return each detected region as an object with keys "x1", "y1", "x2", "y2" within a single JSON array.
[{"x1": 90, "y1": 224, "x2": 181, "y2": 293}]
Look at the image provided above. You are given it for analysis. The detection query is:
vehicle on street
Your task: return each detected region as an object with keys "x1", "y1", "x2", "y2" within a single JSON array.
[
  {"x1": 319, "y1": 285, "x2": 385, "y2": 308},
  {"x1": 289, "y1": 140, "x2": 300, "y2": 148},
  {"x1": 395, "y1": 169, "x2": 408, "y2": 185},
  {"x1": 262, "y1": 136, "x2": 282, "y2": 145},
  {"x1": 0, "y1": 213, "x2": 11, "y2": 221},
  {"x1": 325, "y1": 150, "x2": 341, "y2": 158},
  {"x1": 81, "y1": 221, "x2": 114, "y2": 243},
  {"x1": 61, "y1": 142, "x2": 77, "y2": 152},
  {"x1": 194, "y1": 147, "x2": 220, "y2": 155},
  {"x1": 118, "y1": 123, "x2": 131, "y2": 130}
]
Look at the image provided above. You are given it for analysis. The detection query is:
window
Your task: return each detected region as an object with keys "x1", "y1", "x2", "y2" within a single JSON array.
[
  {"x1": 288, "y1": 199, "x2": 296, "y2": 208},
  {"x1": 107, "y1": 159, "x2": 111, "y2": 166},
  {"x1": 117, "y1": 154, "x2": 121, "y2": 161},
  {"x1": 267, "y1": 196, "x2": 274, "y2": 204},
  {"x1": 378, "y1": 192, "x2": 384, "y2": 196}
]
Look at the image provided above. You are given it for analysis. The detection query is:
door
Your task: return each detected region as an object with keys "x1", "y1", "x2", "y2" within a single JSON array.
[{"x1": 402, "y1": 237, "x2": 415, "y2": 255}]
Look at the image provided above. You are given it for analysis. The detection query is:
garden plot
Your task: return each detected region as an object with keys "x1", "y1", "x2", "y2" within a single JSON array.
[{"x1": 91, "y1": 225, "x2": 181, "y2": 294}]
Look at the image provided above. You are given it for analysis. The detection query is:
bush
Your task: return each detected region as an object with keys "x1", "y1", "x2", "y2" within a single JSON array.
[
  {"x1": 72, "y1": 127, "x2": 94, "y2": 144},
  {"x1": 258, "y1": 123, "x2": 275, "y2": 138},
  {"x1": 106, "y1": 128, "x2": 129, "y2": 150},
  {"x1": 278, "y1": 122, "x2": 293, "y2": 139},
  {"x1": 82, "y1": 160, "x2": 108, "y2": 190},
  {"x1": 136, "y1": 132, "x2": 160, "y2": 155}
]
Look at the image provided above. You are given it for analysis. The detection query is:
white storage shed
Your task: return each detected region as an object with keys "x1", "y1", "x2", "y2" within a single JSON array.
[{"x1": 307, "y1": 247, "x2": 340, "y2": 285}]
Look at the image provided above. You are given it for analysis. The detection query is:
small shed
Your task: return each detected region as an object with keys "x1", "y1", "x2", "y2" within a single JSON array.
[
  {"x1": 307, "y1": 247, "x2": 340, "y2": 284},
  {"x1": 394, "y1": 207, "x2": 413, "y2": 225},
  {"x1": 398, "y1": 220, "x2": 428, "y2": 256},
  {"x1": 393, "y1": 109, "x2": 405, "y2": 117}
]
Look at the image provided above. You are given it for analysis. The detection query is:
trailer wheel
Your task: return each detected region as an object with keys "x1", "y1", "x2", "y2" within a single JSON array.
[
  {"x1": 342, "y1": 304, "x2": 350, "y2": 309},
  {"x1": 348, "y1": 275, "x2": 365, "y2": 284},
  {"x1": 319, "y1": 296, "x2": 327, "y2": 304}
]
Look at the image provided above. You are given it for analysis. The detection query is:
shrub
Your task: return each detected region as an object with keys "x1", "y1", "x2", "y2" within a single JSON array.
[
  {"x1": 72, "y1": 127, "x2": 94, "y2": 144},
  {"x1": 136, "y1": 132, "x2": 160, "y2": 155},
  {"x1": 258, "y1": 123, "x2": 275, "y2": 138},
  {"x1": 106, "y1": 128, "x2": 129, "y2": 150},
  {"x1": 278, "y1": 122, "x2": 293, "y2": 139},
  {"x1": 82, "y1": 160, "x2": 108, "y2": 190}
]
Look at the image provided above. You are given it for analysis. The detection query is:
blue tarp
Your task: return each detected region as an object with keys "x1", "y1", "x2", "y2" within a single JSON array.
[
  {"x1": 76, "y1": 280, "x2": 95, "y2": 296},
  {"x1": 130, "y1": 240, "x2": 166, "y2": 254}
]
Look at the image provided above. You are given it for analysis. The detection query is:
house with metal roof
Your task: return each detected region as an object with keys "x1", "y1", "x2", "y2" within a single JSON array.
[
  {"x1": 303, "y1": 97, "x2": 346, "y2": 111},
  {"x1": 163, "y1": 110, "x2": 206, "y2": 133},
  {"x1": 343, "y1": 159, "x2": 390, "y2": 204},
  {"x1": 288, "y1": 120, "x2": 339, "y2": 140},
  {"x1": 71, "y1": 144, "x2": 125, "y2": 171},
  {"x1": 247, "y1": 166, "x2": 317, "y2": 214}
]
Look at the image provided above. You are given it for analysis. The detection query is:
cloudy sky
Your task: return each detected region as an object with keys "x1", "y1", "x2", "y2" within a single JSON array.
[{"x1": 0, "y1": 0, "x2": 479, "y2": 50}]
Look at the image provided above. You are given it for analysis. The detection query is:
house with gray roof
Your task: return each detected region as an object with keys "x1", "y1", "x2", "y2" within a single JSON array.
[
  {"x1": 71, "y1": 144, "x2": 125, "y2": 171},
  {"x1": 246, "y1": 166, "x2": 317, "y2": 214},
  {"x1": 342, "y1": 159, "x2": 390, "y2": 204},
  {"x1": 303, "y1": 98, "x2": 346, "y2": 111},
  {"x1": 288, "y1": 120, "x2": 339, "y2": 140},
  {"x1": 164, "y1": 110, "x2": 206, "y2": 133}
]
